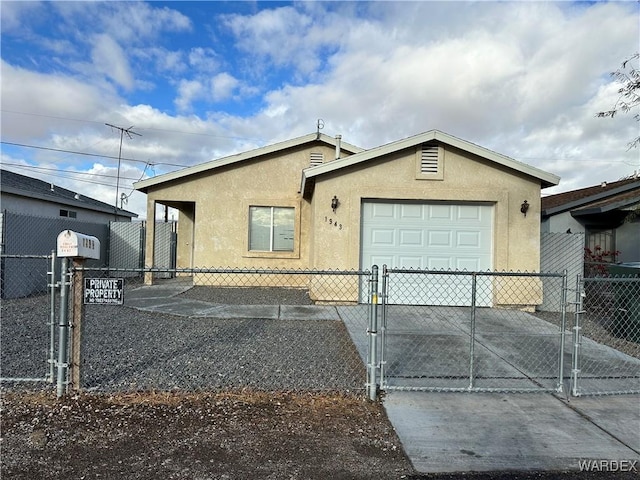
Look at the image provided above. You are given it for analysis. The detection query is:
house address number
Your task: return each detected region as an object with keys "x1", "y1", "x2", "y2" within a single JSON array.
[{"x1": 324, "y1": 216, "x2": 343, "y2": 230}]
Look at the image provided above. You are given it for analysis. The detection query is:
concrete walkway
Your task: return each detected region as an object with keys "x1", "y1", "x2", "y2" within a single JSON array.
[{"x1": 124, "y1": 282, "x2": 640, "y2": 474}]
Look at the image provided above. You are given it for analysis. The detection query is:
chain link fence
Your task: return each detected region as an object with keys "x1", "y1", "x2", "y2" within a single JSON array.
[
  {"x1": 571, "y1": 275, "x2": 640, "y2": 396},
  {"x1": 0, "y1": 254, "x2": 57, "y2": 383},
  {"x1": 379, "y1": 268, "x2": 569, "y2": 393},
  {"x1": 2, "y1": 254, "x2": 638, "y2": 398},
  {"x1": 63, "y1": 266, "x2": 372, "y2": 394}
]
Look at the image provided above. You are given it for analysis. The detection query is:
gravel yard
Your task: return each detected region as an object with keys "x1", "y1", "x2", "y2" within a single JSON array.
[
  {"x1": 3, "y1": 289, "x2": 639, "y2": 479},
  {"x1": 1, "y1": 289, "x2": 365, "y2": 393}
]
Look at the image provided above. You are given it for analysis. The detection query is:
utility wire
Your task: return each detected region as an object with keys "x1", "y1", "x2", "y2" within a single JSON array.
[
  {"x1": 0, "y1": 162, "x2": 142, "y2": 181},
  {"x1": 1, "y1": 140, "x2": 189, "y2": 167},
  {"x1": 4, "y1": 164, "x2": 123, "y2": 189}
]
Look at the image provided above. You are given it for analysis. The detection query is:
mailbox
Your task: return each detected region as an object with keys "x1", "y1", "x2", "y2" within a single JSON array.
[{"x1": 57, "y1": 230, "x2": 101, "y2": 260}]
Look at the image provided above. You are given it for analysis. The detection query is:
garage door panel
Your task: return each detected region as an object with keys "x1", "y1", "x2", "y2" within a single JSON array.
[
  {"x1": 456, "y1": 231, "x2": 481, "y2": 248},
  {"x1": 371, "y1": 229, "x2": 395, "y2": 245},
  {"x1": 428, "y1": 230, "x2": 452, "y2": 247},
  {"x1": 429, "y1": 204, "x2": 453, "y2": 220},
  {"x1": 400, "y1": 204, "x2": 423, "y2": 219},
  {"x1": 427, "y1": 257, "x2": 452, "y2": 270},
  {"x1": 372, "y1": 203, "x2": 394, "y2": 218},
  {"x1": 399, "y1": 230, "x2": 423, "y2": 246},
  {"x1": 458, "y1": 204, "x2": 484, "y2": 220},
  {"x1": 456, "y1": 258, "x2": 482, "y2": 271},
  {"x1": 371, "y1": 255, "x2": 394, "y2": 267},
  {"x1": 398, "y1": 256, "x2": 423, "y2": 269},
  {"x1": 361, "y1": 201, "x2": 493, "y2": 306}
]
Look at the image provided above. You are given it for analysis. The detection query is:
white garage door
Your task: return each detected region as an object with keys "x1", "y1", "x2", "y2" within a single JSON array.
[{"x1": 361, "y1": 201, "x2": 493, "y2": 305}]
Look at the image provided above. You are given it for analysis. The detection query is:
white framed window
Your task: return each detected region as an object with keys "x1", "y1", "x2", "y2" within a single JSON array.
[{"x1": 249, "y1": 206, "x2": 295, "y2": 252}]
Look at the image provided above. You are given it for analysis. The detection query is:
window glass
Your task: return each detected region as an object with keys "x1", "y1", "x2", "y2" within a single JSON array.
[
  {"x1": 272, "y1": 207, "x2": 294, "y2": 251},
  {"x1": 249, "y1": 206, "x2": 294, "y2": 252}
]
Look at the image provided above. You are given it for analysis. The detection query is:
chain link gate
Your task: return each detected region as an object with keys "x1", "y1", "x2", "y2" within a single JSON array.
[
  {"x1": 571, "y1": 275, "x2": 640, "y2": 396},
  {"x1": 377, "y1": 267, "x2": 568, "y2": 393},
  {"x1": 0, "y1": 253, "x2": 58, "y2": 384}
]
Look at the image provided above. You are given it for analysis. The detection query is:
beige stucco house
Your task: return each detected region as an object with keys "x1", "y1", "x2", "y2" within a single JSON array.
[{"x1": 134, "y1": 130, "x2": 559, "y2": 305}]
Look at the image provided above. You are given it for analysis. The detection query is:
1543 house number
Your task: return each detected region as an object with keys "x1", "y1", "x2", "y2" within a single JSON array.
[{"x1": 324, "y1": 217, "x2": 343, "y2": 230}]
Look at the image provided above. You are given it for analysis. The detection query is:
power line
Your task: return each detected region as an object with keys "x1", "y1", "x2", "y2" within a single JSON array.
[
  {"x1": 0, "y1": 141, "x2": 189, "y2": 167},
  {"x1": 0, "y1": 162, "x2": 142, "y2": 182},
  {"x1": 3, "y1": 164, "x2": 127, "y2": 187}
]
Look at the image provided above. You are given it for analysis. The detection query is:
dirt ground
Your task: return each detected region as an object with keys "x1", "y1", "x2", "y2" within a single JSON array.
[{"x1": 1, "y1": 390, "x2": 636, "y2": 480}]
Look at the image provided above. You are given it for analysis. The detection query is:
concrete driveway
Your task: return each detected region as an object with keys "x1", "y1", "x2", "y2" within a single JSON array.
[{"x1": 338, "y1": 304, "x2": 640, "y2": 474}]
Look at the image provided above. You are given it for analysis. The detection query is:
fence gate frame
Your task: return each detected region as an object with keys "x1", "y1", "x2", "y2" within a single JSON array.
[
  {"x1": 375, "y1": 266, "x2": 568, "y2": 394},
  {"x1": 571, "y1": 274, "x2": 640, "y2": 397},
  {"x1": 0, "y1": 252, "x2": 58, "y2": 384}
]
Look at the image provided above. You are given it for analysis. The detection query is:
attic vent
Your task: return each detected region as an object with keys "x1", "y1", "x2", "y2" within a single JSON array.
[
  {"x1": 420, "y1": 144, "x2": 439, "y2": 174},
  {"x1": 310, "y1": 152, "x2": 324, "y2": 167}
]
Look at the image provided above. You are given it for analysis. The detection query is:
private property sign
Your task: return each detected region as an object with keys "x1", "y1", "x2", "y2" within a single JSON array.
[{"x1": 84, "y1": 278, "x2": 124, "y2": 305}]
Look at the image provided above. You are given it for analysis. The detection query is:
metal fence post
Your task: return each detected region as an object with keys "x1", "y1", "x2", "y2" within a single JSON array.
[
  {"x1": 379, "y1": 265, "x2": 388, "y2": 390},
  {"x1": 571, "y1": 274, "x2": 584, "y2": 397},
  {"x1": 556, "y1": 269, "x2": 568, "y2": 393},
  {"x1": 468, "y1": 272, "x2": 477, "y2": 390},
  {"x1": 48, "y1": 250, "x2": 57, "y2": 383},
  {"x1": 56, "y1": 257, "x2": 70, "y2": 398},
  {"x1": 367, "y1": 265, "x2": 379, "y2": 401}
]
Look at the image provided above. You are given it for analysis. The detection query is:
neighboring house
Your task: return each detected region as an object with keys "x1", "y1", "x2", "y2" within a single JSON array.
[
  {"x1": 541, "y1": 176, "x2": 640, "y2": 264},
  {"x1": 1, "y1": 169, "x2": 138, "y2": 298},
  {"x1": 134, "y1": 130, "x2": 559, "y2": 305},
  {"x1": 1, "y1": 169, "x2": 137, "y2": 224}
]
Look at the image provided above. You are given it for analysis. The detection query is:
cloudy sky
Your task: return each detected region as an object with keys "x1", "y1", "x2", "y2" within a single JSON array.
[{"x1": 1, "y1": 1, "x2": 638, "y2": 219}]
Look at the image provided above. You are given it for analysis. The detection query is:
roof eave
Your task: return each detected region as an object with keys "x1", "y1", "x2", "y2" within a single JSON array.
[
  {"x1": 303, "y1": 129, "x2": 560, "y2": 187},
  {"x1": 135, "y1": 132, "x2": 363, "y2": 193},
  {"x1": 571, "y1": 197, "x2": 640, "y2": 217},
  {"x1": 543, "y1": 181, "x2": 640, "y2": 217},
  {"x1": 2, "y1": 186, "x2": 136, "y2": 217}
]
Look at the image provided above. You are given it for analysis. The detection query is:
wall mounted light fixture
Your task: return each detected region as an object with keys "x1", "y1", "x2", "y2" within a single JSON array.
[
  {"x1": 520, "y1": 200, "x2": 530, "y2": 217},
  {"x1": 331, "y1": 195, "x2": 340, "y2": 213}
]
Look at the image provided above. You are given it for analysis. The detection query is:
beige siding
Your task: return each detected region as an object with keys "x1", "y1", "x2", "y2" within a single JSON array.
[
  {"x1": 310, "y1": 145, "x2": 541, "y2": 274},
  {"x1": 142, "y1": 141, "x2": 543, "y2": 304}
]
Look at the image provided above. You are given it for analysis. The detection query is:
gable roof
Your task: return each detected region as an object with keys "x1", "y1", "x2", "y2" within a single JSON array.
[
  {"x1": 0, "y1": 169, "x2": 137, "y2": 218},
  {"x1": 134, "y1": 132, "x2": 363, "y2": 193},
  {"x1": 541, "y1": 176, "x2": 640, "y2": 218},
  {"x1": 301, "y1": 130, "x2": 560, "y2": 196}
]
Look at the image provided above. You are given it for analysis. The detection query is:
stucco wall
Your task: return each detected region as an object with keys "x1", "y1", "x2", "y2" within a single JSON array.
[
  {"x1": 144, "y1": 143, "x2": 339, "y2": 270},
  {"x1": 310, "y1": 144, "x2": 542, "y2": 273},
  {"x1": 142, "y1": 141, "x2": 545, "y2": 303}
]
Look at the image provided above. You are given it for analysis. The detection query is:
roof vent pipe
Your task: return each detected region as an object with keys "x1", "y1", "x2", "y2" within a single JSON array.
[{"x1": 335, "y1": 134, "x2": 342, "y2": 160}]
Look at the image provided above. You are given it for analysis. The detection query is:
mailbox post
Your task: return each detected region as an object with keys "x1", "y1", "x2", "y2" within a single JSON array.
[{"x1": 56, "y1": 230, "x2": 100, "y2": 397}]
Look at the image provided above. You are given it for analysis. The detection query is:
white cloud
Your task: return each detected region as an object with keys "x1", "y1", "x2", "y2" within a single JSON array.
[
  {"x1": 0, "y1": 60, "x2": 120, "y2": 139},
  {"x1": 90, "y1": 34, "x2": 135, "y2": 91},
  {"x1": 221, "y1": 5, "x2": 342, "y2": 78},
  {"x1": 52, "y1": 1, "x2": 192, "y2": 44},
  {"x1": 188, "y1": 47, "x2": 219, "y2": 73},
  {"x1": 211, "y1": 73, "x2": 239, "y2": 102},
  {"x1": 0, "y1": 1, "x2": 45, "y2": 33},
  {"x1": 174, "y1": 79, "x2": 205, "y2": 112}
]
